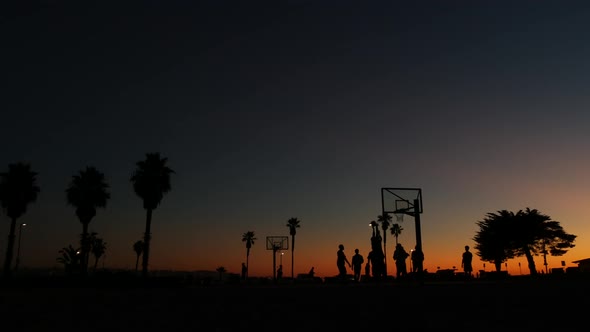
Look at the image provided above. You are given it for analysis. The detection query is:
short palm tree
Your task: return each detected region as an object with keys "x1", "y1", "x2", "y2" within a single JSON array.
[
  {"x1": 0, "y1": 162, "x2": 40, "y2": 279},
  {"x1": 90, "y1": 235, "x2": 107, "y2": 271},
  {"x1": 241, "y1": 231, "x2": 256, "y2": 278},
  {"x1": 133, "y1": 240, "x2": 144, "y2": 272},
  {"x1": 56, "y1": 245, "x2": 81, "y2": 276},
  {"x1": 286, "y1": 217, "x2": 301, "y2": 279},
  {"x1": 216, "y1": 266, "x2": 227, "y2": 281},
  {"x1": 66, "y1": 166, "x2": 110, "y2": 276},
  {"x1": 130, "y1": 152, "x2": 174, "y2": 278},
  {"x1": 390, "y1": 223, "x2": 403, "y2": 245}
]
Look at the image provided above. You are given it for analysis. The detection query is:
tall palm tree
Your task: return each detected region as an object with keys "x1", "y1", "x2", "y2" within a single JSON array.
[
  {"x1": 390, "y1": 223, "x2": 403, "y2": 245},
  {"x1": 286, "y1": 217, "x2": 301, "y2": 279},
  {"x1": 66, "y1": 166, "x2": 110, "y2": 276},
  {"x1": 0, "y1": 162, "x2": 40, "y2": 279},
  {"x1": 241, "y1": 231, "x2": 256, "y2": 278},
  {"x1": 133, "y1": 240, "x2": 144, "y2": 272},
  {"x1": 369, "y1": 220, "x2": 378, "y2": 237},
  {"x1": 90, "y1": 235, "x2": 107, "y2": 271},
  {"x1": 130, "y1": 152, "x2": 174, "y2": 278},
  {"x1": 378, "y1": 213, "x2": 392, "y2": 276}
]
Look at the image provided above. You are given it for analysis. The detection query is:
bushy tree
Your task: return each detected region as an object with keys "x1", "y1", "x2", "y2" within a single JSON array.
[
  {"x1": 474, "y1": 208, "x2": 576, "y2": 274},
  {"x1": 511, "y1": 208, "x2": 576, "y2": 275}
]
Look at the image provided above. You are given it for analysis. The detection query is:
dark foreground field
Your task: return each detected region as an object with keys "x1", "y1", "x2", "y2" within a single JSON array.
[{"x1": 1, "y1": 277, "x2": 588, "y2": 331}]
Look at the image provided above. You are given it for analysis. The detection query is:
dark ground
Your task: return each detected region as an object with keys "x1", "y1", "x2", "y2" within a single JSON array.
[{"x1": 1, "y1": 276, "x2": 587, "y2": 331}]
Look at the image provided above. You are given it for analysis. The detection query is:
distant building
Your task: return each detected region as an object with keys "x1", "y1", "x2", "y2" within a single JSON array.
[{"x1": 572, "y1": 258, "x2": 590, "y2": 272}]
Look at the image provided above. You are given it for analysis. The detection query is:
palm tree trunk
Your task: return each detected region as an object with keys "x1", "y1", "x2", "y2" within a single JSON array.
[
  {"x1": 291, "y1": 235, "x2": 295, "y2": 279},
  {"x1": 383, "y1": 233, "x2": 387, "y2": 277},
  {"x1": 142, "y1": 208, "x2": 153, "y2": 278},
  {"x1": 135, "y1": 255, "x2": 140, "y2": 272},
  {"x1": 246, "y1": 250, "x2": 249, "y2": 279},
  {"x1": 524, "y1": 249, "x2": 537, "y2": 275},
  {"x1": 81, "y1": 223, "x2": 89, "y2": 276},
  {"x1": 2, "y1": 217, "x2": 17, "y2": 279}
]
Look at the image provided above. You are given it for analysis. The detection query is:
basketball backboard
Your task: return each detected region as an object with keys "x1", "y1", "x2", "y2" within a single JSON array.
[
  {"x1": 381, "y1": 188, "x2": 423, "y2": 216},
  {"x1": 266, "y1": 236, "x2": 289, "y2": 251},
  {"x1": 381, "y1": 187, "x2": 425, "y2": 282}
]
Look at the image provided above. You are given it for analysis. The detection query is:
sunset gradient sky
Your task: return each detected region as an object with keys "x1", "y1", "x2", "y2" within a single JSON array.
[{"x1": 1, "y1": 0, "x2": 590, "y2": 278}]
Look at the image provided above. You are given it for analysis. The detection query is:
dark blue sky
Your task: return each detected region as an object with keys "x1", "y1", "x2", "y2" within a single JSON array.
[{"x1": 2, "y1": 0, "x2": 590, "y2": 276}]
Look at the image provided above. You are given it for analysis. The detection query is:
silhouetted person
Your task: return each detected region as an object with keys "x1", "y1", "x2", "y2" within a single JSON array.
[
  {"x1": 369, "y1": 230, "x2": 385, "y2": 280},
  {"x1": 393, "y1": 243, "x2": 409, "y2": 279},
  {"x1": 351, "y1": 248, "x2": 364, "y2": 282},
  {"x1": 462, "y1": 245, "x2": 473, "y2": 277},
  {"x1": 365, "y1": 261, "x2": 371, "y2": 280},
  {"x1": 308, "y1": 266, "x2": 315, "y2": 277},
  {"x1": 337, "y1": 244, "x2": 351, "y2": 279},
  {"x1": 411, "y1": 245, "x2": 424, "y2": 273},
  {"x1": 277, "y1": 265, "x2": 283, "y2": 281},
  {"x1": 241, "y1": 262, "x2": 247, "y2": 280}
]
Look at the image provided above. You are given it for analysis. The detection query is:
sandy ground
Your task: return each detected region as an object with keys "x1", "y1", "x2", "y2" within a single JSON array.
[{"x1": 1, "y1": 277, "x2": 587, "y2": 331}]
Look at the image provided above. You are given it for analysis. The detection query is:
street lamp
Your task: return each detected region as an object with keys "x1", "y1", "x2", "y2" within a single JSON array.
[
  {"x1": 14, "y1": 223, "x2": 27, "y2": 272},
  {"x1": 410, "y1": 249, "x2": 415, "y2": 272},
  {"x1": 280, "y1": 252, "x2": 284, "y2": 265}
]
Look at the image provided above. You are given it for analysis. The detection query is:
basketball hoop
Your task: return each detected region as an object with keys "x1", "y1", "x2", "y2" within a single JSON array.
[{"x1": 391, "y1": 199, "x2": 411, "y2": 222}]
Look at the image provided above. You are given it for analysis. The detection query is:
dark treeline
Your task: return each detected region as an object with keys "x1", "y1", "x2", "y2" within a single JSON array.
[{"x1": 0, "y1": 152, "x2": 174, "y2": 281}]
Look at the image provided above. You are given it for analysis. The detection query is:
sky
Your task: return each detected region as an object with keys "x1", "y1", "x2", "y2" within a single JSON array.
[{"x1": 1, "y1": 0, "x2": 590, "y2": 278}]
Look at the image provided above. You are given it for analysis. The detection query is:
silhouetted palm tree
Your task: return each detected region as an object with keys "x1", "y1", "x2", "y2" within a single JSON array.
[
  {"x1": 0, "y1": 162, "x2": 40, "y2": 279},
  {"x1": 130, "y1": 152, "x2": 174, "y2": 278},
  {"x1": 241, "y1": 231, "x2": 256, "y2": 278},
  {"x1": 216, "y1": 266, "x2": 226, "y2": 281},
  {"x1": 66, "y1": 166, "x2": 110, "y2": 276},
  {"x1": 286, "y1": 217, "x2": 301, "y2": 279},
  {"x1": 369, "y1": 220, "x2": 379, "y2": 237},
  {"x1": 390, "y1": 223, "x2": 403, "y2": 245},
  {"x1": 133, "y1": 240, "x2": 144, "y2": 272},
  {"x1": 378, "y1": 213, "x2": 392, "y2": 276},
  {"x1": 56, "y1": 244, "x2": 81, "y2": 276},
  {"x1": 90, "y1": 235, "x2": 107, "y2": 271}
]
